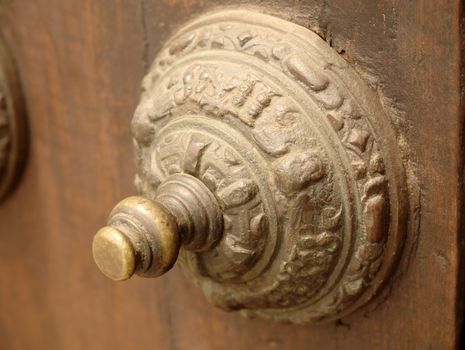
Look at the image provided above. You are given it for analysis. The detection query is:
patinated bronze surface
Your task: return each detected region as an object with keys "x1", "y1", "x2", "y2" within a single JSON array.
[
  {"x1": 94, "y1": 10, "x2": 413, "y2": 324},
  {"x1": 0, "y1": 36, "x2": 27, "y2": 202}
]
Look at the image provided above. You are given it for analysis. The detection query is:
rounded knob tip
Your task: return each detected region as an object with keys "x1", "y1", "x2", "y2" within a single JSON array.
[
  {"x1": 92, "y1": 226, "x2": 136, "y2": 281},
  {"x1": 92, "y1": 196, "x2": 182, "y2": 280}
]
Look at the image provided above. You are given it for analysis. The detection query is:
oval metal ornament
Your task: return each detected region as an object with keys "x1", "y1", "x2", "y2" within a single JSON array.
[{"x1": 0, "y1": 35, "x2": 27, "y2": 202}]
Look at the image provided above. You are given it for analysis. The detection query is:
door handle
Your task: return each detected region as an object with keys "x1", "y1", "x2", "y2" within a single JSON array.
[{"x1": 92, "y1": 10, "x2": 411, "y2": 324}]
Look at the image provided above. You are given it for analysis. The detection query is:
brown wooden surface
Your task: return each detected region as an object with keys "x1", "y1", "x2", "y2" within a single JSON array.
[{"x1": 0, "y1": 1, "x2": 463, "y2": 349}]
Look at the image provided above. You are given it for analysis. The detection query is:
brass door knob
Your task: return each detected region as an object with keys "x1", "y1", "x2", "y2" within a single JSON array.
[
  {"x1": 92, "y1": 10, "x2": 412, "y2": 324},
  {"x1": 93, "y1": 174, "x2": 222, "y2": 281}
]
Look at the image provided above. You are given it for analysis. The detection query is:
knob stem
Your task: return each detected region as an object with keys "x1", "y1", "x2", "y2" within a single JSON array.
[{"x1": 155, "y1": 174, "x2": 223, "y2": 252}]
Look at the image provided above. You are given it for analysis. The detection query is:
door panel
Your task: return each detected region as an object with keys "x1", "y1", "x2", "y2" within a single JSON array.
[{"x1": 0, "y1": 1, "x2": 463, "y2": 349}]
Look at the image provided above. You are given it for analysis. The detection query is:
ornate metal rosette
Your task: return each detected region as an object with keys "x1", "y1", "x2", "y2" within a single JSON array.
[
  {"x1": 132, "y1": 10, "x2": 408, "y2": 323},
  {"x1": 0, "y1": 36, "x2": 27, "y2": 202}
]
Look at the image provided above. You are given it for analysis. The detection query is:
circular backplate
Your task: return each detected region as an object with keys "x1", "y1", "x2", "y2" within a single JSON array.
[{"x1": 132, "y1": 10, "x2": 409, "y2": 323}]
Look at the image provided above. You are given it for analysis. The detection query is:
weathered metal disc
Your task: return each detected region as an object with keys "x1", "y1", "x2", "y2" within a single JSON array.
[{"x1": 132, "y1": 10, "x2": 409, "y2": 323}]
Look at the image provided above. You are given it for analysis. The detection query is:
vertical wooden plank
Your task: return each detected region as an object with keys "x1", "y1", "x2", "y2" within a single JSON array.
[{"x1": 0, "y1": 1, "x2": 171, "y2": 349}]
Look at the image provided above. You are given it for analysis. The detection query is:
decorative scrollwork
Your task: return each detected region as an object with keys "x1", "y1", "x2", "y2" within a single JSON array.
[{"x1": 132, "y1": 10, "x2": 408, "y2": 323}]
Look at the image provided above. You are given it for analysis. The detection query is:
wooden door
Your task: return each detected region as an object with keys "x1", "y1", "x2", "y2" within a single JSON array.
[{"x1": 0, "y1": 1, "x2": 463, "y2": 349}]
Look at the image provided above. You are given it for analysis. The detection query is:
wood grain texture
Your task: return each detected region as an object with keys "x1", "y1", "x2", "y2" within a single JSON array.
[{"x1": 0, "y1": 0, "x2": 463, "y2": 349}]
